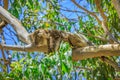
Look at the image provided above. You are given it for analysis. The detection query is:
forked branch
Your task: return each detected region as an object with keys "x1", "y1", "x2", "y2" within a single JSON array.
[{"x1": 0, "y1": 6, "x2": 31, "y2": 44}]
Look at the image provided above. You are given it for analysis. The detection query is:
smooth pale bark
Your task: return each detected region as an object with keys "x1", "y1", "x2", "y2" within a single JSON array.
[
  {"x1": 0, "y1": 6, "x2": 31, "y2": 44},
  {"x1": 72, "y1": 44, "x2": 120, "y2": 61},
  {"x1": 0, "y1": 44, "x2": 48, "y2": 52}
]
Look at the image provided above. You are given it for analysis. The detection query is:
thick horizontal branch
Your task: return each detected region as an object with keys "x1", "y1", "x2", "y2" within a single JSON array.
[
  {"x1": 1, "y1": 43, "x2": 120, "y2": 61},
  {"x1": 72, "y1": 44, "x2": 120, "y2": 61},
  {"x1": 0, "y1": 44, "x2": 48, "y2": 52}
]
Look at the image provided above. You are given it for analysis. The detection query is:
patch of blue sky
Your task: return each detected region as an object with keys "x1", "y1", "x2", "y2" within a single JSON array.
[
  {"x1": 59, "y1": 0, "x2": 92, "y2": 33},
  {"x1": 3, "y1": 24, "x2": 19, "y2": 45}
]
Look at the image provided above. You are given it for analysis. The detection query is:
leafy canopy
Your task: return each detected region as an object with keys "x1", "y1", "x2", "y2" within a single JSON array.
[{"x1": 0, "y1": 0, "x2": 120, "y2": 80}]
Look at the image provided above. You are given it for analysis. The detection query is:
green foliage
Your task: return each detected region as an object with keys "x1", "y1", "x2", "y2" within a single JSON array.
[
  {"x1": 2, "y1": 43, "x2": 74, "y2": 80},
  {"x1": 1, "y1": 0, "x2": 120, "y2": 80}
]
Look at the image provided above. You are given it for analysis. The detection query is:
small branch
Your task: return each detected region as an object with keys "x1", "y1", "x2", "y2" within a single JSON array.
[
  {"x1": 102, "y1": 21, "x2": 120, "y2": 44},
  {"x1": 4, "y1": 0, "x2": 8, "y2": 10},
  {"x1": 100, "y1": 57, "x2": 120, "y2": 72},
  {"x1": 94, "y1": 0, "x2": 107, "y2": 21},
  {"x1": 94, "y1": 0, "x2": 119, "y2": 43},
  {"x1": 80, "y1": 26, "x2": 108, "y2": 42},
  {"x1": 1, "y1": 32, "x2": 7, "y2": 72},
  {"x1": 71, "y1": 0, "x2": 118, "y2": 43},
  {"x1": 75, "y1": 66, "x2": 92, "y2": 71},
  {"x1": 112, "y1": 0, "x2": 120, "y2": 19},
  {"x1": 1, "y1": 33, "x2": 6, "y2": 60},
  {"x1": 72, "y1": 44, "x2": 120, "y2": 61},
  {"x1": 71, "y1": 0, "x2": 101, "y2": 24},
  {"x1": 60, "y1": 8, "x2": 86, "y2": 14},
  {"x1": 0, "y1": 21, "x2": 7, "y2": 33},
  {"x1": 94, "y1": 0, "x2": 109, "y2": 33},
  {"x1": 0, "y1": 21, "x2": 7, "y2": 28}
]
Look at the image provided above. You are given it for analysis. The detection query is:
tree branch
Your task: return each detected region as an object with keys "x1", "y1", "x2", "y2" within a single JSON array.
[
  {"x1": 71, "y1": 0, "x2": 101, "y2": 24},
  {"x1": 0, "y1": 43, "x2": 120, "y2": 61},
  {"x1": 0, "y1": 3, "x2": 120, "y2": 63},
  {"x1": 0, "y1": 44, "x2": 48, "y2": 52},
  {"x1": 0, "y1": 21, "x2": 7, "y2": 31},
  {"x1": 72, "y1": 44, "x2": 120, "y2": 61},
  {"x1": 100, "y1": 57, "x2": 120, "y2": 72},
  {"x1": 0, "y1": 29, "x2": 90, "y2": 53},
  {"x1": 1, "y1": 32, "x2": 8, "y2": 72},
  {"x1": 71, "y1": 0, "x2": 117, "y2": 43},
  {"x1": 94, "y1": 0, "x2": 109, "y2": 33},
  {"x1": 94, "y1": 0, "x2": 119, "y2": 43},
  {"x1": 0, "y1": 6, "x2": 31, "y2": 44},
  {"x1": 94, "y1": 0, "x2": 107, "y2": 21},
  {"x1": 4, "y1": 0, "x2": 8, "y2": 10},
  {"x1": 60, "y1": 8, "x2": 86, "y2": 14},
  {"x1": 112, "y1": 0, "x2": 120, "y2": 19}
]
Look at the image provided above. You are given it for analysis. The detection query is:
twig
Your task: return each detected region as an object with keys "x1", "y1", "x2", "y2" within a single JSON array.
[
  {"x1": 0, "y1": 21, "x2": 7, "y2": 29},
  {"x1": 1, "y1": 32, "x2": 7, "y2": 72},
  {"x1": 60, "y1": 8, "x2": 86, "y2": 14},
  {"x1": 75, "y1": 66, "x2": 92, "y2": 71},
  {"x1": 112, "y1": 0, "x2": 120, "y2": 19},
  {"x1": 100, "y1": 56, "x2": 120, "y2": 72},
  {"x1": 71, "y1": 0, "x2": 101, "y2": 24},
  {"x1": 80, "y1": 32, "x2": 108, "y2": 42},
  {"x1": 94, "y1": 0, "x2": 119, "y2": 44},
  {"x1": 4, "y1": 0, "x2": 8, "y2": 10},
  {"x1": 94, "y1": 0, "x2": 107, "y2": 21}
]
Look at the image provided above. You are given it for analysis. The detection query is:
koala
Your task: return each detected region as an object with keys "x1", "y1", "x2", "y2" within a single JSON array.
[
  {"x1": 29, "y1": 29, "x2": 62, "y2": 53},
  {"x1": 28, "y1": 29, "x2": 91, "y2": 53}
]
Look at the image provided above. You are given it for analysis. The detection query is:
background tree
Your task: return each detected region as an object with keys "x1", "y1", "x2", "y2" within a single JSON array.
[{"x1": 0, "y1": 0, "x2": 120, "y2": 80}]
